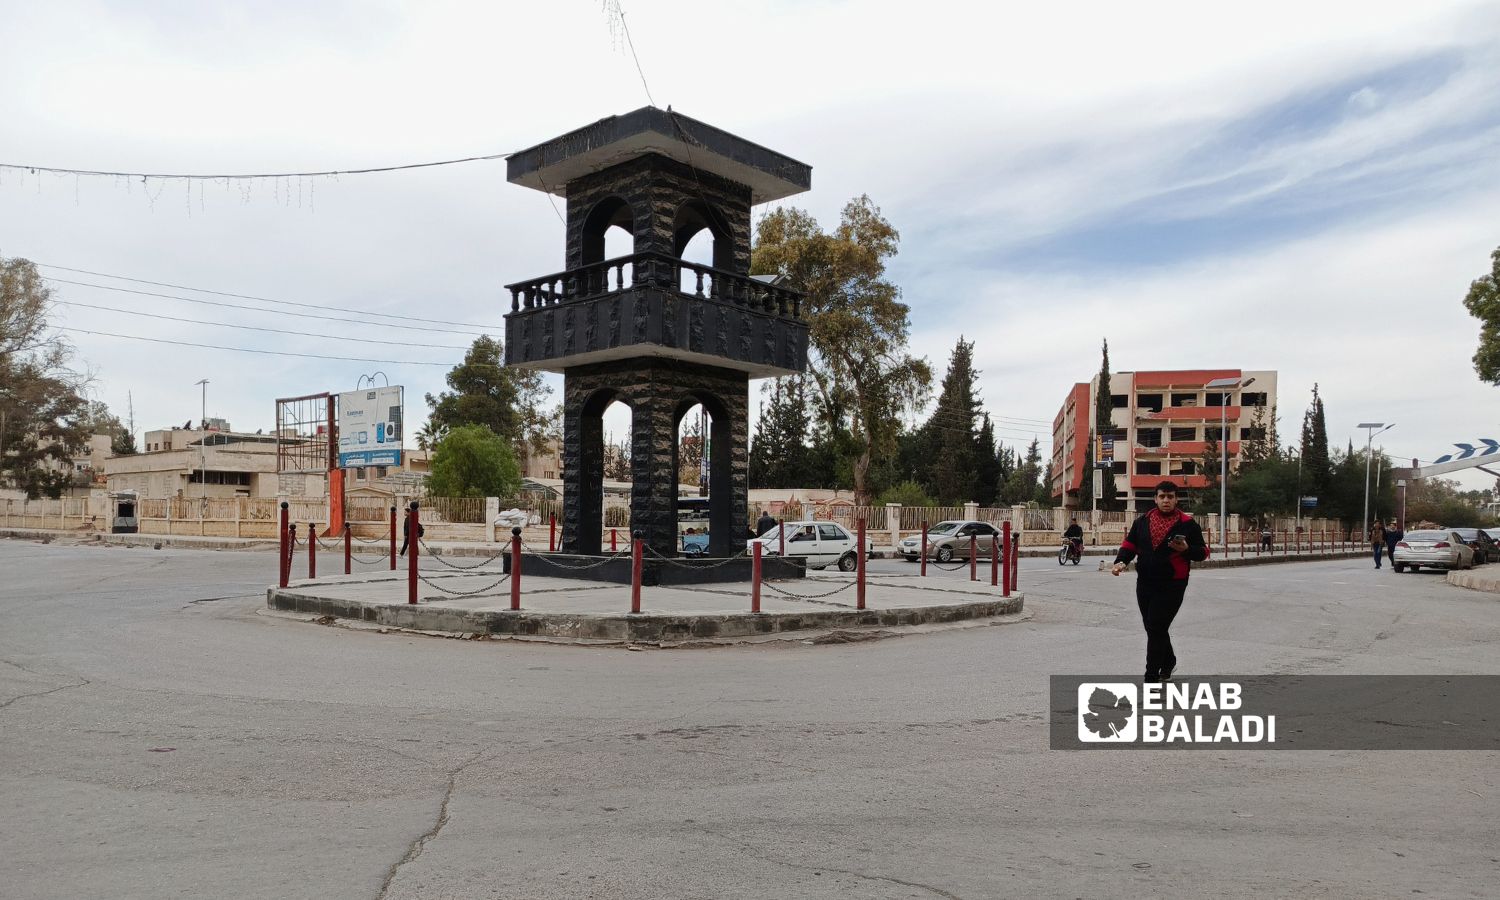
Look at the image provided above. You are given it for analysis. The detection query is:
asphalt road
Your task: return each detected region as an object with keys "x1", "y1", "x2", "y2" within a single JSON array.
[{"x1": 3, "y1": 537, "x2": 1498, "y2": 899}]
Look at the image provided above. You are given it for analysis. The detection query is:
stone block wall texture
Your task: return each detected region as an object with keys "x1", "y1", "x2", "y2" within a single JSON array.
[
  {"x1": 562, "y1": 358, "x2": 749, "y2": 558},
  {"x1": 565, "y1": 154, "x2": 753, "y2": 273}
]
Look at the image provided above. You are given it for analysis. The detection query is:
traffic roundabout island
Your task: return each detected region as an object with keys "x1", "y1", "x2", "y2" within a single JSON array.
[{"x1": 264, "y1": 569, "x2": 1024, "y2": 646}]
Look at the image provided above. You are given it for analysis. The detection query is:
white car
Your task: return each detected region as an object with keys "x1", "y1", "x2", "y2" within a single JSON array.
[
  {"x1": 1392, "y1": 529, "x2": 1475, "y2": 573},
  {"x1": 750, "y1": 520, "x2": 868, "y2": 571}
]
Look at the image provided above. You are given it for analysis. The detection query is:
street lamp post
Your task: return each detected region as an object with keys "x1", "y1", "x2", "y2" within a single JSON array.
[
  {"x1": 195, "y1": 379, "x2": 209, "y2": 506},
  {"x1": 1205, "y1": 376, "x2": 1254, "y2": 549},
  {"x1": 1357, "y1": 422, "x2": 1394, "y2": 535}
]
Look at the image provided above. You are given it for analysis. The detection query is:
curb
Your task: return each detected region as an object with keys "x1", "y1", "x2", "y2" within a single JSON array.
[
  {"x1": 1445, "y1": 570, "x2": 1500, "y2": 594},
  {"x1": 265, "y1": 588, "x2": 1025, "y2": 643}
]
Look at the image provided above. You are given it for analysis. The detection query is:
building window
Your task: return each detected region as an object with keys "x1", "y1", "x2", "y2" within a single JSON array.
[
  {"x1": 1171, "y1": 461, "x2": 1198, "y2": 475},
  {"x1": 1205, "y1": 426, "x2": 1234, "y2": 442},
  {"x1": 1242, "y1": 426, "x2": 1266, "y2": 441},
  {"x1": 1138, "y1": 428, "x2": 1163, "y2": 448},
  {"x1": 1111, "y1": 395, "x2": 1129, "y2": 408},
  {"x1": 1170, "y1": 392, "x2": 1198, "y2": 407},
  {"x1": 1242, "y1": 392, "x2": 1268, "y2": 407},
  {"x1": 374, "y1": 466, "x2": 388, "y2": 478},
  {"x1": 1111, "y1": 461, "x2": 1127, "y2": 475},
  {"x1": 1170, "y1": 427, "x2": 1196, "y2": 442},
  {"x1": 1137, "y1": 461, "x2": 1162, "y2": 475},
  {"x1": 1137, "y1": 394, "x2": 1164, "y2": 412}
]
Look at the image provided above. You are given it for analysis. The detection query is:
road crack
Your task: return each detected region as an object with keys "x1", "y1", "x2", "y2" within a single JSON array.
[
  {"x1": 696, "y1": 826, "x2": 965, "y2": 899},
  {"x1": 375, "y1": 748, "x2": 485, "y2": 900}
]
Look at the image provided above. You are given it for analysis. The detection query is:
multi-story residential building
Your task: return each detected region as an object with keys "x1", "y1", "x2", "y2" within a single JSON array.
[{"x1": 1051, "y1": 369, "x2": 1278, "y2": 512}]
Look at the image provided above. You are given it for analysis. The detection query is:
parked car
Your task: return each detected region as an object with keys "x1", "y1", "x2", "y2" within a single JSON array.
[
  {"x1": 1392, "y1": 529, "x2": 1475, "y2": 573},
  {"x1": 1450, "y1": 528, "x2": 1498, "y2": 565},
  {"x1": 896, "y1": 520, "x2": 1004, "y2": 563},
  {"x1": 750, "y1": 520, "x2": 869, "y2": 571}
]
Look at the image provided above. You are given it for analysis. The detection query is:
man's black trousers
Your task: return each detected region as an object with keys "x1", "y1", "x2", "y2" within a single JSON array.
[{"x1": 1136, "y1": 577, "x2": 1188, "y2": 677}]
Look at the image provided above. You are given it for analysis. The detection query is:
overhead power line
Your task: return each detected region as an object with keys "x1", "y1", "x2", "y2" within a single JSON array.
[
  {"x1": 0, "y1": 151, "x2": 514, "y2": 182},
  {"x1": 57, "y1": 327, "x2": 449, "y2": 366},
  {"x1": 55, "y1": 300, "x2": 468, "y2": 350},
  {"x1": 36, "y1": 262, "x2": 502, "y2": 329},
  {"x1": 44, "y1": 278, "x2": 487, "y2": 337}
]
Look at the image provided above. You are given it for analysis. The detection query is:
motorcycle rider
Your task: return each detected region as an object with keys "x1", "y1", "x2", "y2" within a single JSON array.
[{"x1": 1063, "y1": 518, "x2": 1085, "y2": 561}]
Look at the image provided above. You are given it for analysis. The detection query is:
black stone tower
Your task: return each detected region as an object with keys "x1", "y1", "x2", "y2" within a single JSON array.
[{"x1": 504, "y1": 108, "x2": 811, "y2": 559}]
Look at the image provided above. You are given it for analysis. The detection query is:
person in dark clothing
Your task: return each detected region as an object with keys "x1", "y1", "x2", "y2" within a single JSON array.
[
  {"x1": 1384, "y1": 520, "x2": 1403, "y2": 566},
  {"x1": 1111, "y1": 481, "x2": 1210, "y2": 682},
  {"x1": 1369, "y1": 519, "x2": 1386, "y2": 569},
  {"x1": 398, "y1": 513, "x2": 425, "y2": 557},
  {"x1": 756, "y1": 511, "x2": 778, "y2": 537},
  {"x1": 1063, "y1": 518, "x2": 1084, "y2": 561}
]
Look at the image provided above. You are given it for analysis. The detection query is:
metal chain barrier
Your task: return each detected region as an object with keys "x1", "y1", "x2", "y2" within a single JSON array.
[
  {"x1": 928, "y1": 558, "x2": 970, "y2": 571},
  {"x1": 520, "y1": 542, "x2": 633, "y2": 571},
  {"x1": 761, "y1": 578, "x2": 859, "y2": 601},
  {"x1": 352, "y1": 531, "x2": 390, "y2": 544},
  {"x1": 418, "y1": 571, "x2": 511, "y2": 598},
  {"x1": 418, "y1": 538, "x2": 507, "y2": 570},
  {"x1": 641, "y1": 543, "x2": 750, "y2": 569},
  {"x1": 314, "y1": 533, "x2": 341, "y2": 551},
  {"x1": 350, "y1": 552, "x2": 389, "y2": 566}
]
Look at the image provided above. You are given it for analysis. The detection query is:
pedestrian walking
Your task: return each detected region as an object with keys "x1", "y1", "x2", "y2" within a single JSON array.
[
  {"x1": 398, "y1": 513, "x2": 425, "y2": 557},
  {"x1": 1384, "y1": 520, "x2": 1403, "y2": 566},
  {"x1": 1111, "y1": 481, "x2": 1209, "y2": 682},
  {"x1": 1369, "y1": 519, "x2": 1386, "y2": 569},
  {"x1": 1260, "y1": 524, "x2": 1274, "y2": 551},
  {"x1": 756, "y1": 510, "x2": 777, "y2": 537}
]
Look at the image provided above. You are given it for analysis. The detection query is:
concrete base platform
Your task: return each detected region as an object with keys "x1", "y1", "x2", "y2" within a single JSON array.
[
  {"x1": 266, "y1": 568, "x2": 1023, "y2": 644},
  {"x1": 1446, "y1": 569, "x2": 1500, "y2": 593}
]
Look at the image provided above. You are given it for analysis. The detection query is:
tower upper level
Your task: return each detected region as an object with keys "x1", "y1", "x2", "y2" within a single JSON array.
[{"x1": 502, "y1": 109, "x2": 812, "y2": 378}]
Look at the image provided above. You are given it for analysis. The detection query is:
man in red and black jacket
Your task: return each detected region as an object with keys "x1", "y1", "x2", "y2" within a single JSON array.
[{"x1": 1110, "y1": 480, "x2": 1209, "y2": 681}]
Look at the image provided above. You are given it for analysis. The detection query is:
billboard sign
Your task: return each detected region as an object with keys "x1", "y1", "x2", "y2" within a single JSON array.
[{"x1": 337, "y1": 386, "x2": 404, "y2": 468}]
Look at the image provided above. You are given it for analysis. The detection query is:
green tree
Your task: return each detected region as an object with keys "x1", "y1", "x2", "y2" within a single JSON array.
[
  {"x1": 0, "y1": 257, "x2": 92, "y2": 498},
  {"x1": 1095, "y1": 339, "x2": 1120, "y2": 509},
  {"x1": 974, "y1": 416, "x2": 1001, "y2": 506},
  {"x1": 921, "y1": 336, "x2": 981, "y2": 504},
  {"x1": 749, "y1": 376, "x2": 811, "y2": 489},
  {"x1": 876, "y1": 480, "x2": 936, "y2": 507},
  {"x1": 751, "y1": 196, "x2": 932, "y2": 504},
  {"x1": 1463, "y1": 246, "x2": 1500, "y2": 384},
  {"x1": 1299, "y1": 384, "x2": 1331, "y2": 502},
  {"x1": 425, "y1": 336, "x2": 556, "y2": 458},
  {"x1": 425, "y1": 424, "x2": 521, "y2": 498}
]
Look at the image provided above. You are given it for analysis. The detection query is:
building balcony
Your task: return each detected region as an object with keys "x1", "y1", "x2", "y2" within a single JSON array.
[
  {"x1": 1135, "y1": 441, "x2": 1241, "y2": 456},
  {"x1": 504, "y1": 251, "x2": 808, "y2": 377},
  {"x1": 1137, "y1": 406, "x2": 1241, "y2": 421},
  {"x1": 1132, "y1": 474, "x2": 1211, "y2": 489}
]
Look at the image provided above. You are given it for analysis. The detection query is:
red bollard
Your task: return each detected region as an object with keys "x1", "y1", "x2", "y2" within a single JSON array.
[
  {"x1": 278, "y1": 502, "x2": 290, "y2": 588},
  {"x1": 630, "y1": 534, "x2": 643, "y2": 614},
  {"x1": 920, "y1": 521, "x2": 929, "y2": 577},
  {"x1": 1001, "y1": 522, "x2": 1012, "y2": 597},
  {"x1": 969, "y1": 534, "x2": 978, "y2": 581},
  {"x1": 549, "y1": 514, "x2": 557, "y2": 552},
  {"x1": 407, "y1": 503, "x2": 419, "y2": 605},
  {"x1": 389, "y1": 506, "x2": 397, "y2": 571},
  {"x1": 778, "y1": 518, "x2": 785, "y2": 557},
  {"x1": 509, "y1": 527, "x2": 522, "y2": 611},
  {"x1": 1239, "y1": 531, "x2": 1245, "y2": 558},
  {"x1": 308, "y1": 522, "x2": 316, "y2": 579},
  {"x1": 856, "y1": 518, "x2": 866, "y2": 610},
  {"x1": 1011, "y1": 529, "x2": 1020, "y2": 590},
  {"x1": 751, "y1": 540, "x2": 763, "y2": 614},
  {"x1": 287, "y1": 523, "x2": 297, "y2": 580},
  {"x1": 610, "y1": 528, "x2": 618, "y2": 552},
  {"x1": 991, "y1": 534, "x2": 999, "y2": 586},
  {"x1": 344, "y1": 523, "x2": 351, "y2": 576}
]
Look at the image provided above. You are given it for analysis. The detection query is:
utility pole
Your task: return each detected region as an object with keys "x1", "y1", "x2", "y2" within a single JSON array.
[
  {"x1": 1358, "y1": 422, "x2": 1394, "y2": 535},
  {"x1": 195, "y1": 379, "x2": 209, "y2": 507}
]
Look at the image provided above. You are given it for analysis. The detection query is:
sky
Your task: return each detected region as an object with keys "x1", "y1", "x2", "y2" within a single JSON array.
[{"x1": 3, "y1": 0, "x2": 1498, "y2": 488}]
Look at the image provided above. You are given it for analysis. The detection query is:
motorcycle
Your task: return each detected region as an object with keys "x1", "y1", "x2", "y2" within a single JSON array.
[{"x1": 1058, "y1": 539, "x2": 1082, "y2": 565}]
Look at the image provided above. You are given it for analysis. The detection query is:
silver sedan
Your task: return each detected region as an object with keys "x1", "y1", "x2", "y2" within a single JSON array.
[{"x1": 1392, "y1": 529, "x2": 1475, "y2": 572}]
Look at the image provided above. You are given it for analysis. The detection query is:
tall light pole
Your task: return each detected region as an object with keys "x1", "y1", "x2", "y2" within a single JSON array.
[
  {"x1": 1205, "y1": 376, "x2": 1254, "y2": 548},
  {"x1": 195, "y1": 379, "x2": 209, "y2": 505},
  {"x1": 1357, "y1": 422, "x2": 1394, "y2": 534}
]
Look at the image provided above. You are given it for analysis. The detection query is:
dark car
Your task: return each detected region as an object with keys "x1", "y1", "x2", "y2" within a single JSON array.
[{"x1": 1451, "y1": 528, "x2": 1498, "y2": 565}]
